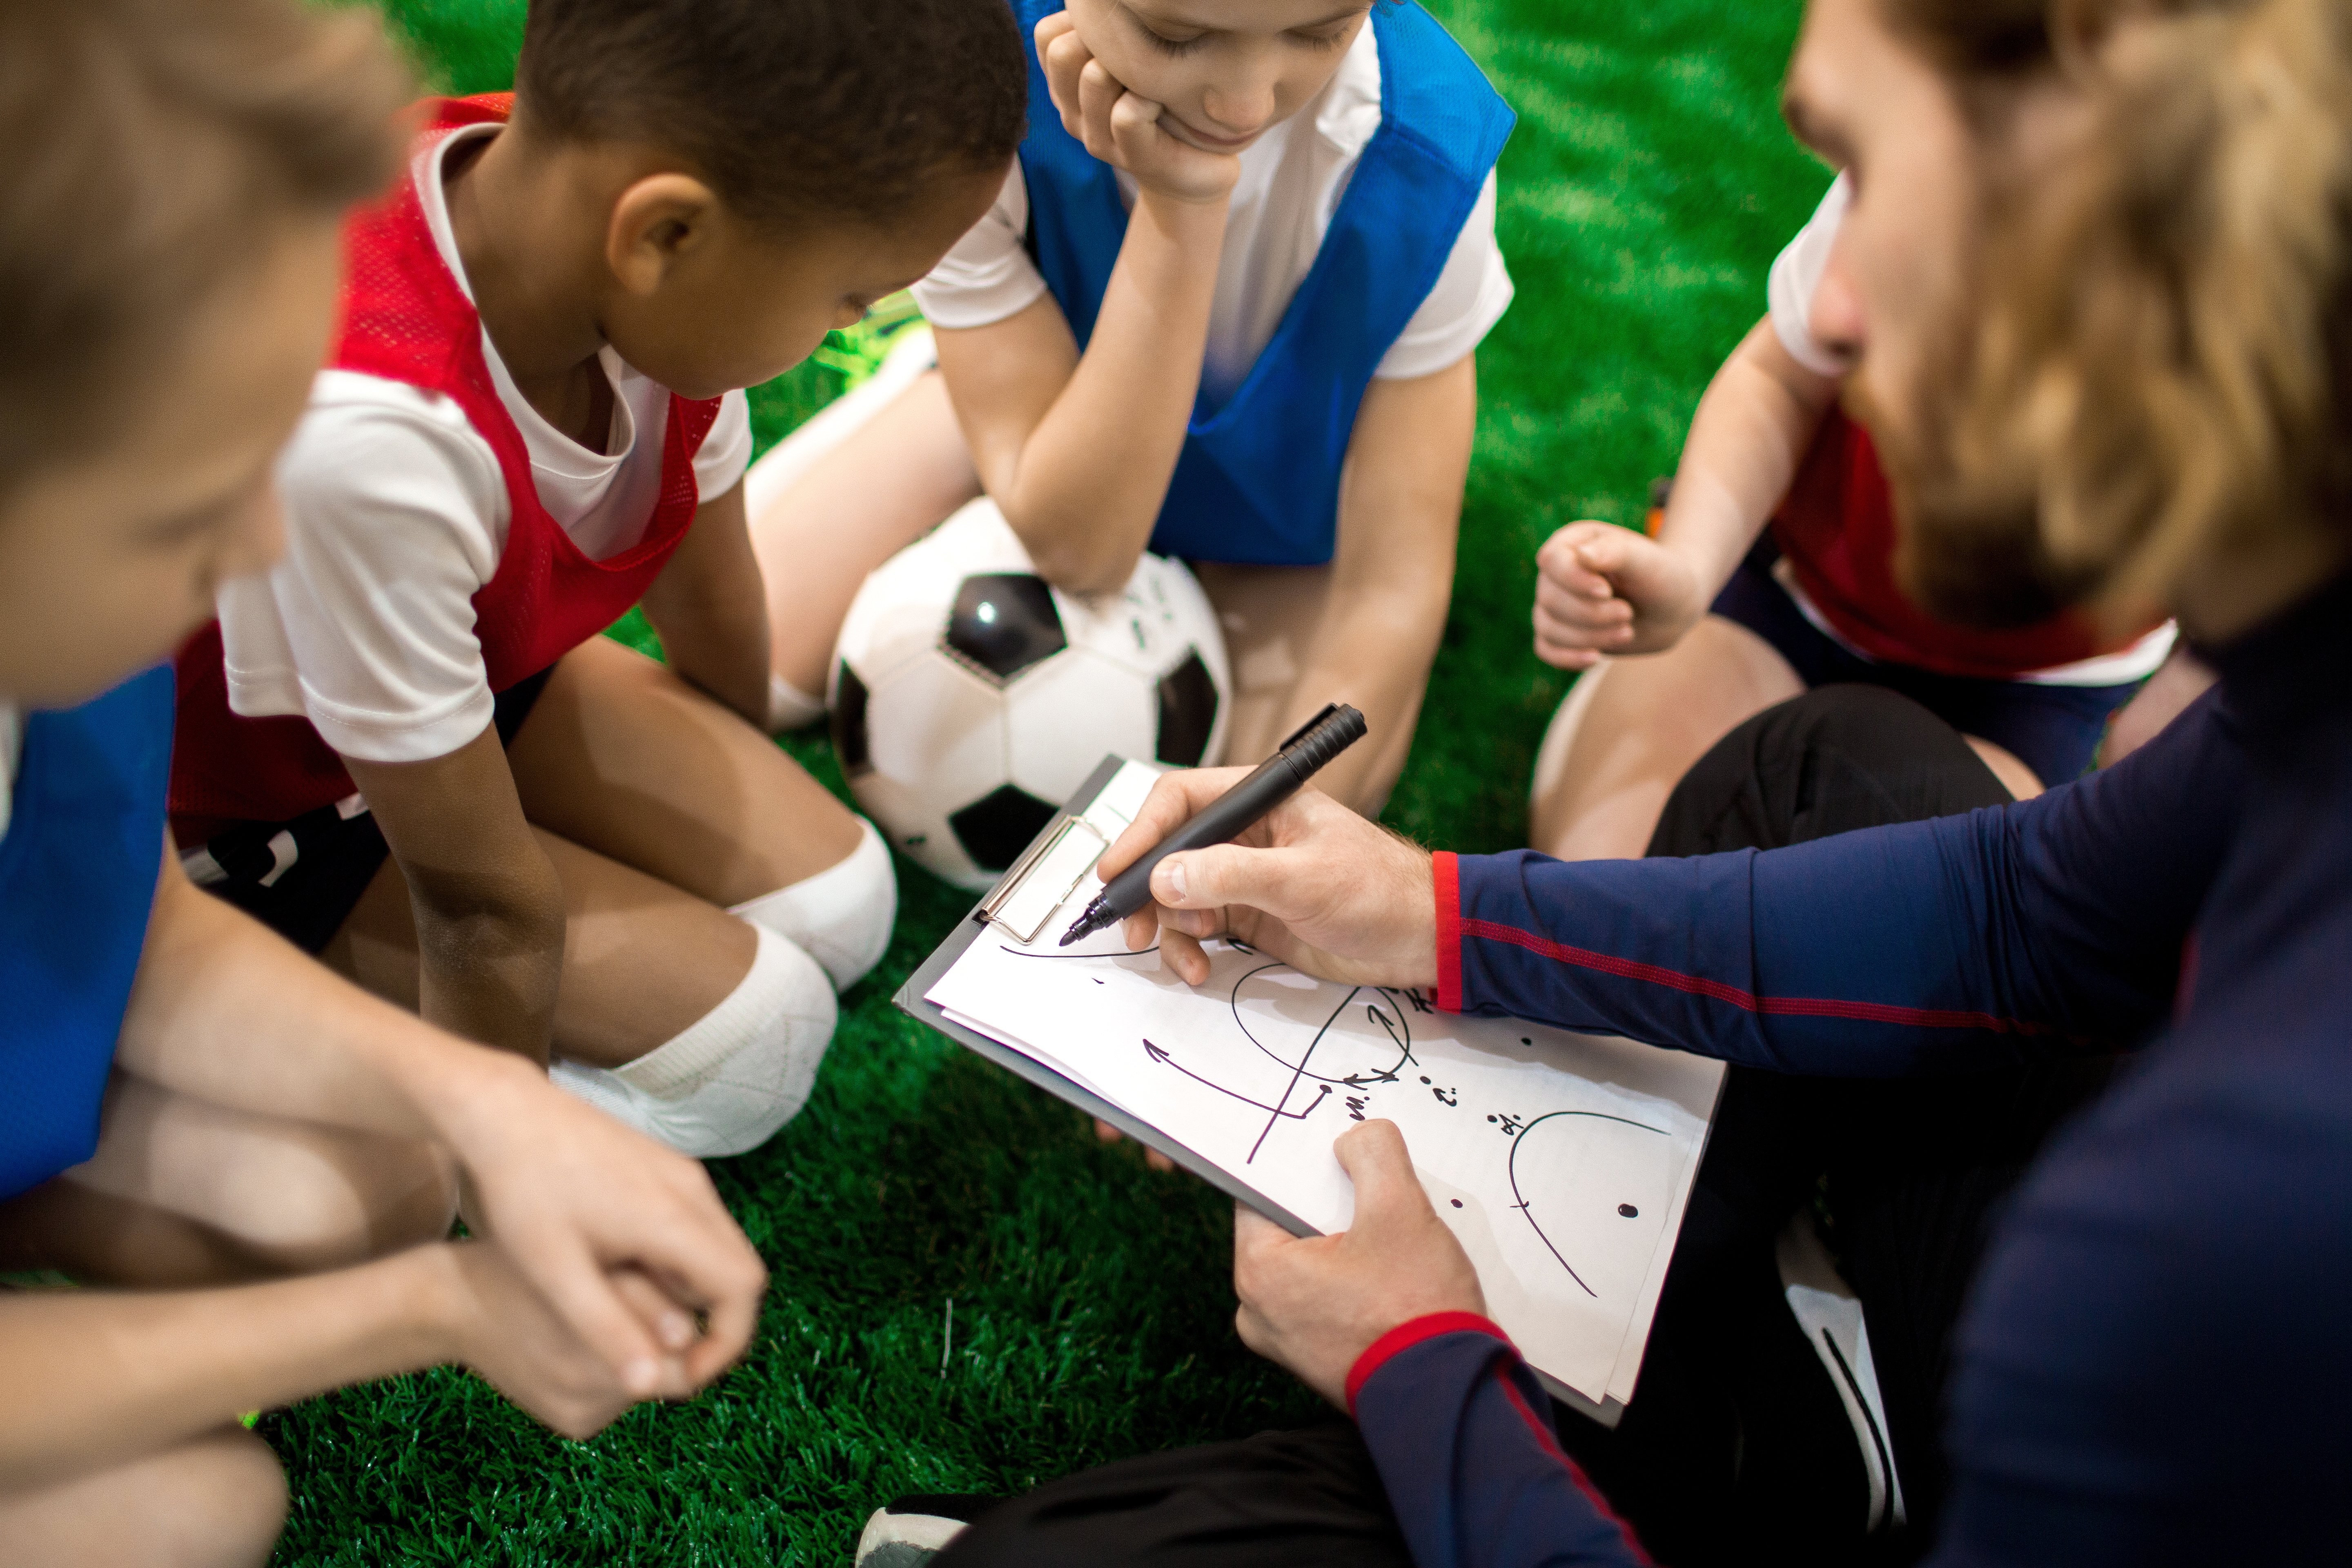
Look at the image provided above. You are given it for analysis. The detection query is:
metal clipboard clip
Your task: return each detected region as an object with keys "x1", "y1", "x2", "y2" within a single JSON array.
[{"x1": 976, "y1": 814, "x2": 1111, "y2": 944}]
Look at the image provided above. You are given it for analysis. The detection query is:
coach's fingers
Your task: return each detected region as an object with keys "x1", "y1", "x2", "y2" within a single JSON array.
[
  {"x1": 1098, "y1": 766, "x2": 1256, "y2": 882},
  {"x1": 1330, "y1": 1120, "x2": 1433, "y2": 1237},
  {"x1": 1157, "y1": 923, "x2": 1212, "y2": 984},
  {"x1": 1151, "y1": 841, "x2": 1316, "y2": 922},
  {"x1": 1234, "y1": 1202, "x2": 1295, "y2": 1272}
]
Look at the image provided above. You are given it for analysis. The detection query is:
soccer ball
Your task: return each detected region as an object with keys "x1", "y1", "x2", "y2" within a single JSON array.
[{"x1": 830, "y1": 499, "x2": 1230, "y2": 890}]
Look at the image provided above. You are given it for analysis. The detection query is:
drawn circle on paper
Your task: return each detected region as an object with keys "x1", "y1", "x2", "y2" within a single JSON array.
[
  {"x1": 1507, "y1": 1110, "x2": 1679, "y2": 1303},
  {"x1": 1226, "y1": 962, "x2": 1419, "y2": 1088}
]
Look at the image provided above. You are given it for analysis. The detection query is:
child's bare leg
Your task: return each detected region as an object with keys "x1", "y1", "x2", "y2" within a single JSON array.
[
  {"x1": 1530, "y1": 615, "x2": 1803, "y2": 860},
  {"x1": 329, "y1": 826, "x2": 757, "y2": 1068},
  {"x1": 328, "y1": 825, "x2": 835, "y2": 1157},
  {"x1": 0, "y1": 1078, "x2": 454, "y2": 1288},
  {"x1": 749, "y1": 370, "x2": 980, "y2": 703},
  {"x1": 1964, "y1": 737, "x2": 2043, "y2": 801},
  {"x1": 1192, "y1": 561, "x2": 1434, "y2": 817},
  {"x1": 0, "y1": 1425, "x2": 286, "y2": 1568},
  {"x1": 510, "y1": 638, "x2": 862, "y2": 900},
  {"x1": 506, "y1": 637, "x2": 895, "y2": 991}
]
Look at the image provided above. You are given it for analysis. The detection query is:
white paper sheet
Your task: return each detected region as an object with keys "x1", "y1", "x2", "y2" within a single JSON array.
[{"x1": 928, "y1": 761, "x2": 1724, "y2": 1406}]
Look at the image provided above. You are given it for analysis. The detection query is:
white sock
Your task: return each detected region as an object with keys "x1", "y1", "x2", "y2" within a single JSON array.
[
  {"x1": 549, "y1": 925, "x2": 836, "y2": 1159},
  {"x1": 730, "y1": 816, "x2": 896, "y2": 991},
  {"x1": 740, "y1": 326, "x2": 940, "y2": 519},
  {"x1": 768, "y1": 671, "x2": 826, "y2": 733}
]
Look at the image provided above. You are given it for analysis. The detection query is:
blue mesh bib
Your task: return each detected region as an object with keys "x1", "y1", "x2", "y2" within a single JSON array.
[
  {"x1": 0, "y1": 667, "x2": 171, "y2": 1198},
  {"x1": 1011, "y1": 0, "x2": 1512, "y2": 566}
]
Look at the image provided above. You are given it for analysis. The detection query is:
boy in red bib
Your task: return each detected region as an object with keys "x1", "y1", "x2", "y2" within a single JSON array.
[
  {"x1": 172, "y1": 0, "x2": 1025, "y2": 1156},
  {"x1": 1524, "y1": 172, "x2": 2195, "y2": 860}
]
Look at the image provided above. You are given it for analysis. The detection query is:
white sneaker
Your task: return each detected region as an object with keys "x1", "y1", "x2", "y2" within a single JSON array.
[
  {"x1": 853, "y1": 1495, "x2": 996, "y2": 1567},
  {"x1": 1776, "y1": 1211, "x2": 1907, "y2": 1535}
]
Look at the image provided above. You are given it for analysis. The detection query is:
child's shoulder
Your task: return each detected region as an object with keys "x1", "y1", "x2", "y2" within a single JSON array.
[{"x1": 1361, "y1": 1, "x2": 1513, "y2": 175}]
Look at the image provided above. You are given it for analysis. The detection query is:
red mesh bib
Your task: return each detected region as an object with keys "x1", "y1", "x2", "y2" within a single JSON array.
[
  {"x1": 1768, "y1": 407, "x2": 2129, "y2": 679},
  {"x1": 172, "y1": 96, "x2": 722, "y2": 826}
]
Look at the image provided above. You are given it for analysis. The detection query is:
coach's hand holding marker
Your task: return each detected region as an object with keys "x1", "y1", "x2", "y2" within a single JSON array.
[
  {"x1": 1088, "y1": 710, "x2": 1444, "y2": 991},
  {"x1": 1062, "y1": 704, "x2": 1368, "y2": 947}
]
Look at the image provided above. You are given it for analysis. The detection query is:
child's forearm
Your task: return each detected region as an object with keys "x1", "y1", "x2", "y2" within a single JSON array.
[
  {"x1": 1657, "y1": 318, "x2": 1841, "y2": 598},
  {"x1": 338, "y1": 737, "x2": 568, "y2": 1067},
  {"x1": 1283, "y1": 359, "x2": 1474, "y2": 807},
  {"x1": 0, "y1": 1246, "x2": 459, "y2": 1489},
  {"x1": 1283, "y1": 573, "x2": 1453, "y2": 810},
  {"x1": 955, "y1": 189, "x2": 1227, "y2": 593},
  {"x1": 119, "y1": 858, "x2": 542, "y2": 1140},
  {"x1": 407, "y1": 871, "x2": 565, "y2": 1068}
]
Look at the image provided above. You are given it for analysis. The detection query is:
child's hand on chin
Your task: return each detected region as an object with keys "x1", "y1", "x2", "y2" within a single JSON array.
[{"x1": 1037, "y1": 13, "x2": 1240, "y2": 206}]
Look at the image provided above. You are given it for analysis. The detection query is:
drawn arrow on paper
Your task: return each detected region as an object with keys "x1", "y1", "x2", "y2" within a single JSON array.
[{"x1": 1143, "y1": 1040, "x2": 1333, "y2": 1120}]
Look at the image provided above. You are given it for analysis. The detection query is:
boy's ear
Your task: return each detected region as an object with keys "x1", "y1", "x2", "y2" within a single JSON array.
[{"x1": 606, "y1": 172, "x2": 722, "y2": 296}]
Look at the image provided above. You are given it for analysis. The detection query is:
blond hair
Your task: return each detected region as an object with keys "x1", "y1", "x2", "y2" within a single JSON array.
[
  {"x1": 0, "y1": 0, "x2": 409, "y2": 493},
  {"x1": 1949, "y1": 0, "x2": 2352, "y2": 630}
]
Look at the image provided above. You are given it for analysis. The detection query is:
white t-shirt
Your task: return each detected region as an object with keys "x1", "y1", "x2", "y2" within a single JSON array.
[
  {"x1": 214, "y1": 124, "x2": 754, "y2": 766},
  {"x1": 1767, "y1": 173, "x2": 1856, "y2": 378},
  {"x1": 1760, "y1": 173, "x2": 2175, "y2": 685},
  {"x1": 912, "y1": 23, "x2": 1514, "y2": 403}
]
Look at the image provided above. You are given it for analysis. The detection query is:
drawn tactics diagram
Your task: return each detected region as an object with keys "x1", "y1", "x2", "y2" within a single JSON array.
[{"x1": 1058, "y1": 944, "x2": 1678, "y2": 1303}]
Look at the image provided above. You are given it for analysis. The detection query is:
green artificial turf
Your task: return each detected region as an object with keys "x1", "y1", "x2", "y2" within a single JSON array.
[{"x1": 267, "y1": 4, "x2": 1829, "y2": 1561}]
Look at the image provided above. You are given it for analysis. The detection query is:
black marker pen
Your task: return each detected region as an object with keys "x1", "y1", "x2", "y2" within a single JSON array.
[{"x1": 1058, "y1": 702, "x2": 1368, "y2": 947}]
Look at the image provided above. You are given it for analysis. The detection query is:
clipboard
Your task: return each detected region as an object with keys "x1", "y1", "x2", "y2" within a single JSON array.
[
  {"x1": 895, "y1": 753, "x2": 1635, "y2": 1426},
  {"x1": 894, "y1": 757, "x2": 1319, "y2": 1229}
]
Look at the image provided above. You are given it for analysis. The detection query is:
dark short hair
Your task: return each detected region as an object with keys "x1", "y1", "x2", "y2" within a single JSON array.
[
  {"x1": 0, "y1": 0, "x2": 407, "y2": 493},
  {"x1": 514, "y1": 0, "x2": 1029, "y2": 230}
]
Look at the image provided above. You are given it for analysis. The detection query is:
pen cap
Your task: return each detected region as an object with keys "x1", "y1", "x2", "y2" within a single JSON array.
[{"x1": 1278, "y1": 703, "x2": 1369, "y2": 778}]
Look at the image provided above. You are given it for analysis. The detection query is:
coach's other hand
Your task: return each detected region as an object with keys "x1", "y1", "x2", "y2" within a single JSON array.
[
  {"x1": 1233, "y1": 1120, "x2": 1484, "y2": 1407},
  {"x1": 1098, "y1": 770, "x2": 1437, "y2": 989}
]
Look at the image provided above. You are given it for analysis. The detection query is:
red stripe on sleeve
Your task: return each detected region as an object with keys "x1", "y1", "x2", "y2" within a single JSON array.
[
  {"x1": 1433, "y1": 851, "x2": 1463, "y2": 1013},
  {"x1": 1494, "y1": 1375, "x2": 1655, "y2": 1565},
  {"x1": 1459, "y1": 917, "x2": 2074, "y2": 1039},
  {"x1": 1345, "y1": 1310, "x2": 1506, "y2": 1413}
]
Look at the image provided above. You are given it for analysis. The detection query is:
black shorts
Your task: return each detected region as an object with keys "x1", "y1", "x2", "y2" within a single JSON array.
[
  {"x1": 1711, "y1": 540, "x2": 2149, "y2": 785},
  {"x1": 184, "y1": 668, "x2": 553, "y2": 954}
]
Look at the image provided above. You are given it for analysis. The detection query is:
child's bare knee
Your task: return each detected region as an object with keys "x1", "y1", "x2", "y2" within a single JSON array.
[
  {"x1": 2, "y1": 1426, "x2": 287, "y2": 1568},
  {"x1": 172, "y1": 1427, "x2": 290, "y2": 1567},
  {"x1": 730, "y1": 817, "x2": 898, "y2": 991},
  {"x1": 228, "y1": 1133, "x2": 455, "y2": 1271}
]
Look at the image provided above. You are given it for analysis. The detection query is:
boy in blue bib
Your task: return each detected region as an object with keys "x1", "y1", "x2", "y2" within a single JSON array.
[
  {"x1": 751, "y1": 0, "x2": 1513, "y2": 808},
  {"x1": 0, "y1": 2, "x2": 773, "y2": 1555}
]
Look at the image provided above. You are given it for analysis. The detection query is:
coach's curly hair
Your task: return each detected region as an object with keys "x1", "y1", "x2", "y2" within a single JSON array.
[{"x1": 1945, "y1": 0, "x2": 2352, "y2": 635}]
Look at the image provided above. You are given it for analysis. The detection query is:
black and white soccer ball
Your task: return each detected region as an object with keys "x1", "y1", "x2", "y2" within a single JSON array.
[{"x1": 830, "y1": 499, "x2": 1230, "y2": 890}]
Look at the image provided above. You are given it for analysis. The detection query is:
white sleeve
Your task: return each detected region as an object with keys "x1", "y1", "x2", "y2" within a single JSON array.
[
  {"x1": 1373, "y1": 170, "x2": 1514, "y2": 381},
  {"x1": 1766, "y1": 173, "x2": 1855, "y2": 376},
  {"x1": 909, "y1": 164, "x2": 1051, "y2": 330},
  {"x1": 693, "y1": 388, "x2": 754, "y2": 499},
  {"x1": 214, "y1": 372, "x2": 510, "y2": 766}
]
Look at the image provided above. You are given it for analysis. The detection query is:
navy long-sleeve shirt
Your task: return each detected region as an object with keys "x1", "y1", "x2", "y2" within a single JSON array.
[{"x1": 1351, "y1": 573, "x2": 2352, "y2": 1567}]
